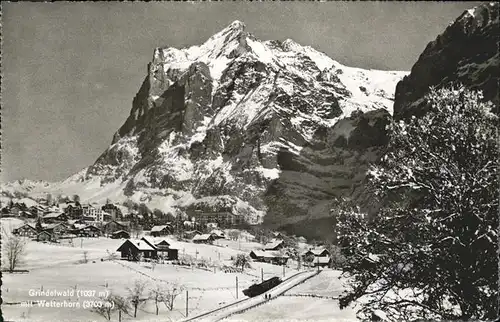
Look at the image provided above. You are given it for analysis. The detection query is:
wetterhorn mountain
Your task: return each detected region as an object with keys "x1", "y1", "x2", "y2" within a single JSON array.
[
  {"x1": 76, "y1": 21, "x2": 405, "y2": 237},
  {"x1": 4, "y1": 3, "x2": 497, "y2": 240},
  {"x1": 3, "y1": 3, "x2": 499, "y2": 237},
  {"x1": 1, "y1": 21, "x2": 406, "y2": 240}
]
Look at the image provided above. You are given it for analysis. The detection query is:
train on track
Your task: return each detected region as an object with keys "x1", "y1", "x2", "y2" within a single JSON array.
[{"x1": 242, "y1": 276, "x2": 282, "y2": 297}]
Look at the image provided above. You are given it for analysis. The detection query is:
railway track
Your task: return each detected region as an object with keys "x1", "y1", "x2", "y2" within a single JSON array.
[{"x1": 181, "y1": 269, "x2": 320, "y2": 322}]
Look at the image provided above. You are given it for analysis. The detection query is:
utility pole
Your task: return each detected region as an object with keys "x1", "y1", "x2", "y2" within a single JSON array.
[
  {"x1": 185, "y1": 290, "x2": 188, "y2": 317},
  {"x1": 261, "y1": 268, "x2": 264, "y2": 282},
  {"x1": 283, "y1": 264, "x2": 285, "y2": 278},
  {"x1": 236, "y1": 276, "x2": 238, "y2": 299}
]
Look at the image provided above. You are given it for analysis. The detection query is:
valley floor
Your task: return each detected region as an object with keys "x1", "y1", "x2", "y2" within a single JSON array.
[{"x1": 1, "y1": 218, "x2": 358, "y2": 322}]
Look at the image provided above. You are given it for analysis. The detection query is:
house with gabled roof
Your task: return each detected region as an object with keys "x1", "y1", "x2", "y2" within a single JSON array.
[
  {"x1": 272, "y1": 231, "x2": 284, "y2": 239},
  {"x1": 111, "y1": 230, "x2": 130, "y2": 239},
  {"x1": 312, "y1": 256, "x2": 331, "y2": 268},
  {"x1": 264, "y1": 239, "x2": 285, "y2": 251},
  {"x1": 103, "y1": 220, "x2": 129, "y2": 235},
  {"x1": 16, "y1": 198, "x2": 39, "y2": 208},
  {"x1": 150, "y1": 225, "x2": 172, "y2": 237},
  {"x1": 13, "y1": 223, "x2": 37, "y2": 237},
  {"x1": 19, "y1": 210, "x2": 36, "y2": 218},
  {"x1": 37, "y1": 230, "x2": 55, "y2": 242},
  {"x1": 192, "y1": 233, "x2": 215, "y2": 244},
  {"x1": 117, "y1": 239, "x2": 158, "y2": 261},
  {"x1": 43, "y1": 212, "x2": 68, "y2": 223},
  {"x1": 209, "y1": 229, "x2": 225, "y2": 239},
  {"x1": 183, "y1": 230, "x2": 202, "y2": 239},
  {"x1": 76, "y1": 224, "x2": 102, "y2": 237},
  {"x1": 29, "y1": 205, "x2": 45, "y2": 217},
  {"x1": 301, "y1": 247, "x2": 330, "y2": 259},
  {"x1": 141, "y1": 237, "x2": 179, "y2": 260},
  {"x1": 42, "y1": 223, "x2": 69, "y2": 237},
  {"x1": 249, "y1": 250, "x2": 289, "y2": 265},
  {"x1": 61, "y1": 202, "x2": 82, "y2": 218}
]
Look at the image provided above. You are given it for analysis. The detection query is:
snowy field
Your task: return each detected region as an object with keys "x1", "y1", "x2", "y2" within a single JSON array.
[
  {"x1": 1, "y1": 219, "x2": 309, "y2": 322},
  {"x1": 224, "y1": 296, "x2": 357, "y2": 322},
  {"x1": 286, "y1": 270, "x2": 347, "y2": 297},
  {"x1": 3, "y1": 260, "x2": 256, "y2": 322},
  {"x1": 225, "y1": 270, "x2": 359, "y2": 322}
]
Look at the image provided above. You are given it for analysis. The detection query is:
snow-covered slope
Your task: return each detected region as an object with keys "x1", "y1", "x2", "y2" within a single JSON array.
[{"x1": 2, "y1": 21, "x2": 407, "y2": 239}]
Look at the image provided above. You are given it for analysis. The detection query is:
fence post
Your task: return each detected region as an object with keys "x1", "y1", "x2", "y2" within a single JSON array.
[
  {"x1": 236, "y1": 276, "x2": 238, "y2": 299},
  {"x1": 185, "y1": 290, "x2": 188, "y2": 317}
]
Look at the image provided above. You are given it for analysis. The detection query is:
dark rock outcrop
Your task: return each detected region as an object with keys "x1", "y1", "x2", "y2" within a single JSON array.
[{"x1": 394, "y1": 2, "x2": 499, "y2": 119}]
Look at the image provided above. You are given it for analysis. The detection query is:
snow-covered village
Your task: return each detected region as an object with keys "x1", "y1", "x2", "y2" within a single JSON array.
[{"x1": 1, "y1": 2, "x2": 498, "y2": 322}]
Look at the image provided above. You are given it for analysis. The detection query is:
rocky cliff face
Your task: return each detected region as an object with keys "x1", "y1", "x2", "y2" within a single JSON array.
[
  {"x1": 4, "y1": 5, "x2": 494, "y2": 241},
  {"x1": 394, "y1": 2, "x2": 499, "y2": 119},
  {"x1": 84, "y1": 20, "x2": 406, "y2": 237}
]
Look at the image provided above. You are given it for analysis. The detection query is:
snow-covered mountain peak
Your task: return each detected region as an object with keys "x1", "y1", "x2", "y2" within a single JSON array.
[
  {"x1": 461, "y1": 2, "x2": 498, "y2": 23},
  {"x1": 281, "y1": 38, "x2": 300, "y2": 50},
  {"x1": 3, "y1": 8, "x2": 496, "y2": 241},
  {"x1": 149, "y1": 21, "x2": 252, "y2": 89},
  {"x1": 4, "y1": 21, "x2": 408, "y2": 229},
  {"x1": 223, "y1": 20, "x2": 246, "y2": 33}
]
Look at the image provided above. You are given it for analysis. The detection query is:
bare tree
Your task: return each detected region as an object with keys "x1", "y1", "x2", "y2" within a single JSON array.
[
  {"x1": 110, "y1": 294, "x2": 130, "y2": 322},
  {"x1": 127, "y1": 280, "x2": 148, "y2": 318},
  {"x1": 2, "y1": 226, "x2": 27, "y2": 272},
  {"x1": 106, "y1": 250, "x2": 118, "y2": 261},
  {"x1": 90, "y1": 295, "x2": 114, "y2": 321},
  {"x1": 149, "y1": 285, "x2": 165, "y2": 315},
  {"x1": 161, "y1": 283, "x2": 184, "y2": 311}
]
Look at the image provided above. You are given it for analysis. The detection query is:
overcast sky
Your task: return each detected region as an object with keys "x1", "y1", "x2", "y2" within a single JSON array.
[{"x1": 1, "y1": 1, "x2": 481, "y2": 182}]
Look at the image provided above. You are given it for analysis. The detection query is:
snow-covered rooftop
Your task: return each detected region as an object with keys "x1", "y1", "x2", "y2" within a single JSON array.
[
  {"x1": 14, "y1": 197, "x2": 39, "y2": 208},
  {"x1": 193, "y1": 234, "x2": 214, "y2": 241},
  {"x1": 264, "y1": 240, "x2": 284, "y2": 250},
  {"x1": 124, "y1": 239, "x2": 156, "y2": 251},
  {"x1": 150, "y1": 225, "x2": 171, "y2": 232},
  {"x1": 251, "y1": 250, "x2": 288, "y2": 258},
  {"x1": 43, "y1": 212, "x2": 65, "y2": 219}
]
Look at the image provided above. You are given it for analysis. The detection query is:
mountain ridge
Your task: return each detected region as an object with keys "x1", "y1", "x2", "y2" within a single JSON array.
[
  {"x1": 2, "y1": 21, "x2": 407, "y2": 239},
  {"x1": 4, "y1": 3, "x2": 496, "y2": 238}
]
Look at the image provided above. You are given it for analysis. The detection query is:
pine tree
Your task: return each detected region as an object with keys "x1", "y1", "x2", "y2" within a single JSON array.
[{"x1": 337, "y1": 86, "x2": 499, "y2": 321}]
